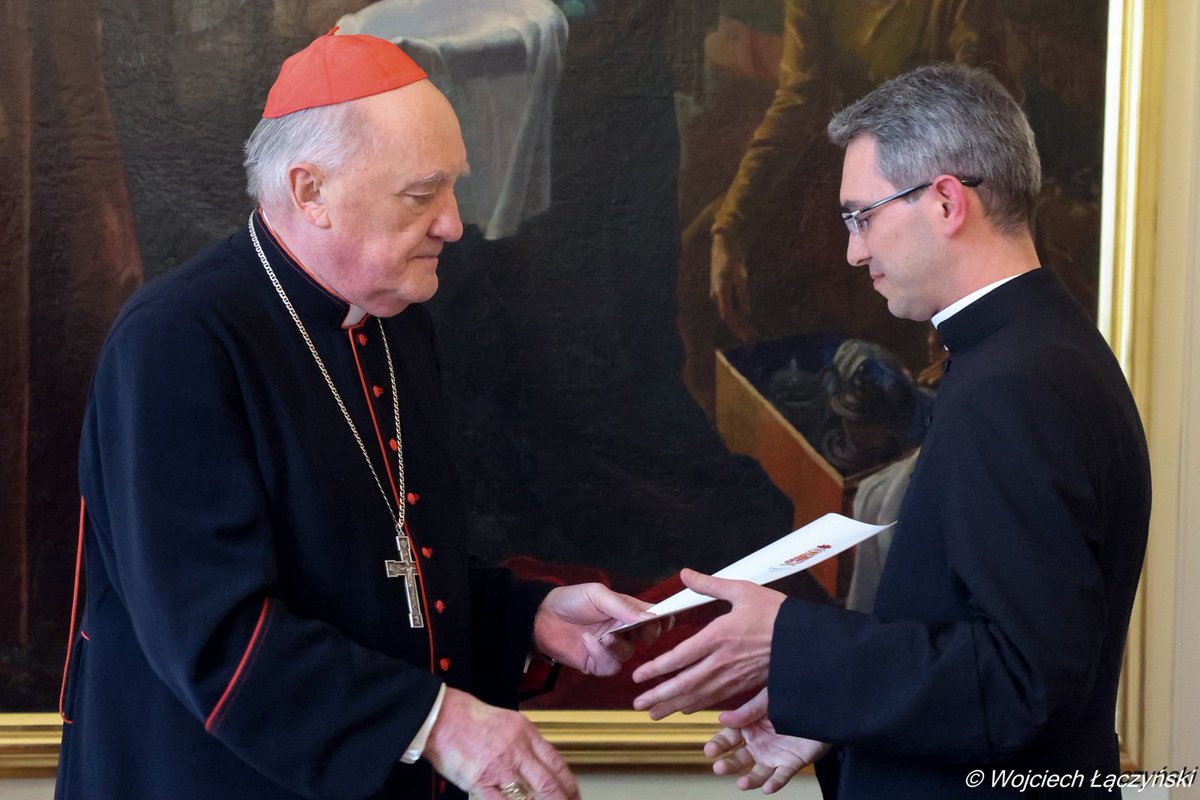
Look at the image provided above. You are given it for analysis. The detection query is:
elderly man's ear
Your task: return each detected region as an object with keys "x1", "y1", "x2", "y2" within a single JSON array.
[{"x1": 287, "y1": 163, "x2": 331, "y2": 229}]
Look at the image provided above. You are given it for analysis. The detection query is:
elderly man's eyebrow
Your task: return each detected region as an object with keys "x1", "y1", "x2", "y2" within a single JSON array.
[{"x1": 402, "y1": 164, "x2": 472, "y2": 192}]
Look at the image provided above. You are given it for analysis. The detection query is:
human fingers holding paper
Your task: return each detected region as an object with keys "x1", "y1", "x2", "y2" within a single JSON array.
[
  {"x1": 534, "y1": 583, "x2": 659, "y2": 677},
  {"x1": 627, "y1": 515, "x2": 888, "y2": 716},
  {"x1": 631, "y1": 569, "x2": 784, "y2": 718}
]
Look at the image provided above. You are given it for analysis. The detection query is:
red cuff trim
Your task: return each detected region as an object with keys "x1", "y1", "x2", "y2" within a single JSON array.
[{"x1": 205, "y1": 599, "x2": 271, "y2": 732}]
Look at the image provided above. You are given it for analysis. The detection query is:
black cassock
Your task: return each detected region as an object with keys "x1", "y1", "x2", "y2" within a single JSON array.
[
  {"x1": 767, "y1": 269, "x2": 1151, "y2": 798},
  {"x1": 57, "y1": 211, "x2": 550, "y2": 800}
]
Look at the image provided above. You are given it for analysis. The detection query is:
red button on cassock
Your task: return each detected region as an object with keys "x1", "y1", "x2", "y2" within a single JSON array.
[
  {"x1": 357, "y1": 333, "x2": 368, "y2": 346},
  {"x1": 435, "y1": 600, "x2": 445, "y2": 613},
  {"x1": 372, "y1": 385, "x2": 383, "y2": 398},
  {"x1": 439, "y1": 658, "x2": 451, "y2": 671},
  {"x1": 421, "y1": 547, "x2": 433, "y2": 559},
  {"x1": 388, "y1": 439, "x2": 398, "y2": 452}
]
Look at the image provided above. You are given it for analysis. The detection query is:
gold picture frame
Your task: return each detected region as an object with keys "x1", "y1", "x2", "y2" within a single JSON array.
[{"x1": 0, "y1": 0, "x2": 1160, "y2": 778}]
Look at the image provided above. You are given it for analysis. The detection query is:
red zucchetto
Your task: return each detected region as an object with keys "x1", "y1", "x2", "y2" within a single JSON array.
[{"x1": 262, "y1": 27, "x2": 427, "y2": 119}]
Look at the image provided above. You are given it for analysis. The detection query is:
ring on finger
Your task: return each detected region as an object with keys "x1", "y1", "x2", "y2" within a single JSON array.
[{"x1": 500, "y1": 780, "x2": 530, "y2": 800}]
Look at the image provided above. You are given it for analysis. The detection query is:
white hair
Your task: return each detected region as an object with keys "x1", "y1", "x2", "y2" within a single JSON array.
[{"x1": 243, "y1": 101, "x2": 375, "y2": 209}]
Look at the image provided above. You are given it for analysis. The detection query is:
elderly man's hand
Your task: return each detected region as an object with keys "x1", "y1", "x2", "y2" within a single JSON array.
[
  {"x1": 631, "y1": 569, "x2": 784, "y2": 719},
  {"x1": 424, "y1": 688, "x2": 578, "y2": 800},
  {"x1": 706, "y1": 688, "x2": 830, "y2": 794},
  {"x1": 534, "y1": 583, "x2": 658, "y2": 676}
]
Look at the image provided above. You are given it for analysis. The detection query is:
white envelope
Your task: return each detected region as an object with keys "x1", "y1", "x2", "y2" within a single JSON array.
[{"x1": 608, "y1": 513, "x2": 893, "y2": 633}]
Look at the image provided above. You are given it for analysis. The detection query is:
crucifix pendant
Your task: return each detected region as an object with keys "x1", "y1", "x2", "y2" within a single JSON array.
[{"x1": 384, "y1": 532, "x2": 425, "y2": 628}]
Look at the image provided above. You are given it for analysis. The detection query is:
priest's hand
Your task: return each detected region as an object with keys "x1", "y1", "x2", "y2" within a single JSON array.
[
  {"x1": 631, "y1": 569, "x2": 784, "y2": 718},
  {"x1": 533, "y1": 583, "x2": 658, "y2": 676},
  {"x1": 424, "y1": 687, "x2": 579, "y2": 800},
  {"x1": 706, "y1": 688, "x2": 830, "y2": 794}
]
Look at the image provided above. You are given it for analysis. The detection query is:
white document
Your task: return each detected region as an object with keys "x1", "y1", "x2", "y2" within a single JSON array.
[{"x1": 609, "y1": 513, "x2": 894, "y2": 633}]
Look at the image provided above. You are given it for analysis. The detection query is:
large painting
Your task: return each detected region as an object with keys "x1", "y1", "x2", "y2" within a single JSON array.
[{"x1": 1, "y1": 0, "x2": 1137, "y2": 771}]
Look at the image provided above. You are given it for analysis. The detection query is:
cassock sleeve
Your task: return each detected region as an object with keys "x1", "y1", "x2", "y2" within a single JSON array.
[
  {"x1": 468, "y1": 559, "x2": 557, "y2": 708},
  {"x1": 81, "y1": 299, "x2": 442, "y2": 798},
  {"x1": 767, "y1": 368, "x2": 1107, "y2": 763}
]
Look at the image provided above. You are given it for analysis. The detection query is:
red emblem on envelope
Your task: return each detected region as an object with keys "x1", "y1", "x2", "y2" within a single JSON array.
[{"x1": 783, "y1": 544, "x2": 832, "y2": 566}]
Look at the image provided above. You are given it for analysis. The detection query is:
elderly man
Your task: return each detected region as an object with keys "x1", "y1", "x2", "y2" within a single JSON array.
[
  {"x1": 632, "y1": 63, "x2": 1150, "y2": 798},
  {"x1": 55, "y1": 30, "x2": 652, "y2": 800}
]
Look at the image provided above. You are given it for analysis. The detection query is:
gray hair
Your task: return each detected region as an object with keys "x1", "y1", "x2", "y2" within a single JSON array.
[
  {"x1": 243, "y1": 101, "x2": 375, "y2": 209},
  {"x1": 827, "y1": 62, "x2": 1041, "y2": 235}
]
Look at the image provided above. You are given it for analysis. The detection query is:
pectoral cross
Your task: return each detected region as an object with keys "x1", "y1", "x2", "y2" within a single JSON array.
[{"x1": 385, "y1": 532, "x2": 425, "y2": 628}]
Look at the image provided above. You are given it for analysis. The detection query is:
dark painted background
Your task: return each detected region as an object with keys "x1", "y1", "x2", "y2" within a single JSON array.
[{"x1": 1, "y1": 0, "x2": 1107, "y2": 711}]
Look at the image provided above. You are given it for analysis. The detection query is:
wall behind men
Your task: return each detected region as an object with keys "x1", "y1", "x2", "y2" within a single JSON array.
[{"x1": 0, "y1": 0, "x2": 1116, "y2": 721}]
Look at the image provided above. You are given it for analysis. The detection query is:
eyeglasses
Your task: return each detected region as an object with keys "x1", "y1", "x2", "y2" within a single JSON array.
[{"x1": 841, "y1": 177, "x2": 983, "y2": 236}]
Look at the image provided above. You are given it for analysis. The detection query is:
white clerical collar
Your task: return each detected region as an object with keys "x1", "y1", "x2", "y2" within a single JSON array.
[
  {"x1": 931, "y1": 274, "x2": 1023, "y2": 329},
  {"x1": 258, "y1": 209, "x2": 369, "y2": 329},
  {"x1": 340, "y1": 305, "x2": 369, "y2": 328}
]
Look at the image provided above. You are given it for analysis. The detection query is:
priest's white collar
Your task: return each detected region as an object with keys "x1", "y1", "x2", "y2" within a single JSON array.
[{"x1": 931, "y1": 274, "x2": 1022, "y2": 329}]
